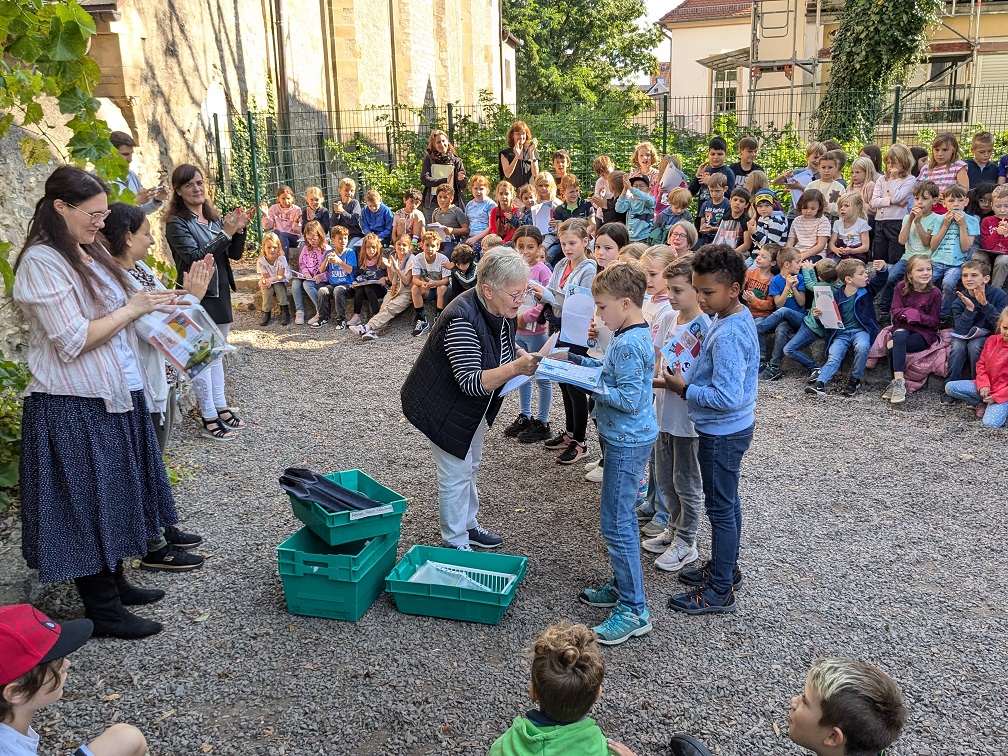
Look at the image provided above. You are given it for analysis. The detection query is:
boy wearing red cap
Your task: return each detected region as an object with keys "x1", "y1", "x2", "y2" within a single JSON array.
[{"x1": 0, "y1": 604, "x2": 147, "y2": 756}]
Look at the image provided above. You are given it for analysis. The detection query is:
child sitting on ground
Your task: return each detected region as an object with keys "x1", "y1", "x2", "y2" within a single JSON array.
[
  {"x1": 828, "y1": 192, "x2": 871, "y2": 262},
  {"x1": 489, "y1": 622, "x2": 632, "y2": 756},
  {"x1": 882, "y1": 253, "x2": 941, "y2": 404},
  {"x1": 257, "y1": 231, "x2": 291, "y2": 326},
  {"x1": 756, "y1": 246, "x2": 806, "y2": 380},
  {"x1": 615, "y1": 174, "x2": 657, "y2": 242},
  {"x1": 695, "y1": 172, "x2": 730, "y2": 247},
  {"x1": 464, "y1": 175, "x2": 497, "y2": 255},
  {"x1": 0, "y1": 604, "x2": 148, "y2": 756},
  {"x1": 944, "y1": 258, "x2": 1008, "y2": 401},
  {"x1": 572, "y1": 261, "x2": 656, "y2": 644},
  {"x1": 663, "y1": 244, "x2": 759, "y2": 615},
  {"x1": 313, "y1": 225, "x2": 357, "y2": 329},
  {"x1": 356, "y1": 234, "x2": 415, "y2": 341},
  {"x1": 879, "y1": 179, "x2": 939, "y2": 321},
  {"x1": 410, "y1": 230, "x2": 451, "y2": 336},
  {"x1": 787, "y1": 188, "x2": 830, "y2": 261},
  {"x1": 361, "y1": 189, "x2": 394, "y2": 246},
  {"x1": 348, "y1": 233, "x2": 388, "y2": 329},
  {"x1": 393, "y1": 188, "x2": 426, "y2": 246},
  {"x1": 783, "y1": 259, "x2": 839, "y2": 381},
  {"x1": 926, "y1": 183, "x2": 980, "y2": 320},
  {"x1": 446, "y1": 243, "x2": 477, "y2": 304},
  {"x1": 788, "y1": 658, "x2": 908, "y2": 756},
  {"x1": 979, "y1": 184, "x2": 1008, "y2": 288},
  {"x1": 806, "y1": 258, "x2": 889, "y2": 398},
  {"x1": 944, "y1": 306, "x2": 1008, "y2": 427},
  {"x1": 748, "y1": 189, "x2": 788, "y2": 257}
]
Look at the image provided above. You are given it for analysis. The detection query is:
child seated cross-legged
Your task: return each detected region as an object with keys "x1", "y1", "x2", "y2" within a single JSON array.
[
  {"x1": 881, "y1": 254, "x2": 942, "y2": 404},
  {"x1": 571, "y1": 261, "x2": 657, "y2": 645},
  {"x1": 355, "y1": 234, "x2": 415, "y2": 341},
  {"x1": 410, "y1": 230, "x2": 451, "y2": 336},
  {"x1": 783, "y1": 259, "x2": 839, "y2": 382},
  {"x1": 806, "y1": 258, "x2": 889, "y2": 398},
  {"x1": 663, "y1": 244, "x2": 759, "y2": 615},
  {"x1": 756, "y1": 246, "x2": 807, "y2": 380},
  {"x1": 743, "y1": 244, "x2": 776, "y2": 339},
  {"x1": 944, "y1": 306, "x2": 1008, "y2": 427},
  {"x1": 489, "y1": 622, "x2": 633, "y2": 756},
  {"x1": 257, "y1": 231, "x2": 291, "y2": 326},
  {"x1": 1, "y1": 604, "x2": 148, "y2": 756},
  {"x1": 942, "y1": 257, "x2": 1008, "y2": 402}
]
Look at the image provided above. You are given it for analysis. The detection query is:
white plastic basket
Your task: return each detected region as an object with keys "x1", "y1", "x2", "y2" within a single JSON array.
[{"x1": 407, "y1": 561, "x2": 517, "y2": 594}]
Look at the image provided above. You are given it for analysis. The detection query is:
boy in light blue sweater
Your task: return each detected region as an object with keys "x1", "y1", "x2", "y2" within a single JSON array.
[
  {"x1": 569, "y1": 261, "x2": 657, "y2": 646},
  {"x1": 615, "y1": 174, "x2": 657, "y2": 242},
  {"x1": 663, "y1": 244, "x2": 759, "y2": 615}
]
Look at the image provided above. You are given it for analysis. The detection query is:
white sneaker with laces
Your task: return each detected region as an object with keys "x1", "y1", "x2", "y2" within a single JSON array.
[
  {"x1": 655, "y1": 540, "x2": 699, "y2": 573},
  {"x1": 584, "y1": 459, "x2": 599, "y2": 472},
  {"x1": 584, "y1": 465, "x2": 604, "y2": 483},
  {"x1": 641, "y1": 527, "x2": 676, "y2": 555}
]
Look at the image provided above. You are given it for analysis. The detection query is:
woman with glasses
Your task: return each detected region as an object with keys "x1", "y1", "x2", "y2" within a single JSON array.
[
  {"x1": 667, "y1": 221, "x2": 698, "y2": 257},
  {"x1": 164, "y1": 164, "x2": 253, "y2": 441},
  {"x1": 401, "y1": 247, "x2": 540, "y2": 550},
  {"x1": 13, "y1": 165, "x2": 182, "y2": 639}
]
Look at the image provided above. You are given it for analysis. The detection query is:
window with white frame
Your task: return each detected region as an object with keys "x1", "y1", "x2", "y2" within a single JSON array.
[{"x1": 713, "y1": 68, "x2": 737, "y2": 113}]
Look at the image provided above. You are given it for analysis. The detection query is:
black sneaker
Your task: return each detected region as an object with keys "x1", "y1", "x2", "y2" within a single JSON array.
[
  {"x1": 140, "y1": 544, "x2": 205, "y2": 572},
  {"x1": 503, "y1": 414, "x2": 530, "y2": 438},
  {"x1": 841, "y1": 377, "x2": 861, "y2": 397},
  {"x1": 518, "y1": 419, "x2": 552, "y2": 443},
  {"x1": 940, "y1": 391, "x2": 957, "y2": 405},
  {"x1": 544, "y1": 430, "x2": 572, "y2": 449},
  {"x1": 763, "y1": 364, "x2": 783, "y2": 381},
  {"x1": 334, "y1": 320, "x2": 348, "y2": 330},
  {"x1": 468, "y1": 524, "x2": 503, "y2": 549},
  {"x1": 667, "y1": 586, "x2": 737, "y2": 615},
  {"x1": 164, "y1": 525, "x2": 202, "y2": 550},
  {"x1": 556, "y1": 441, "x2": 588, "y2": 465},
  {"x1": 412, "y1": 319, "x2": 430, "y2": 337},
  {"x1": 678, "y1": 559, "x2": 743, "y2": 590},
  {"x1": 805, "y1": 381, "x2": 826, "y2": 397},
  {"x1": 806, "y1": 368, "x2": 821, "y2": 385},
  {"x1": 310, "y1": 318, "x2": 329, "y2": 329}
]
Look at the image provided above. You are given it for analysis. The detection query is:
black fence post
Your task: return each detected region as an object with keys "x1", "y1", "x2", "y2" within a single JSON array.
[
  {"x1": 247, "y1": 111, "x2": 262, "y2": 238},
  {"x1": 385, "y1": 125, "x2": 394, "y2": 172},
  {"x1": 447, "y1": 102, "x2": 455, "y2": 145},
  {"x1": 662, "y1": 95, "x2": 669, "y2": 155},
  {"x1": 317, "y1": 131, "x2": 329, "y2": 203},
  {"x1": 891, "y1": 85, "x2": 901, "y2": 145},
  {"x1": 212, "y1": 113, "x2": 224, "y2": 187}
]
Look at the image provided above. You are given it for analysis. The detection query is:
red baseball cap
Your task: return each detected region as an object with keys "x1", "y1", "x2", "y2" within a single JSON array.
[{"x1": 0, "y1": 605, "x2": 93, "y2": 687}]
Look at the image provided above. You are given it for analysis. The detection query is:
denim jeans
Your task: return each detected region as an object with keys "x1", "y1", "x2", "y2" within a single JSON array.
[
  {"x1": 429, "y1": 421, "x2": 486, "y2": 547},
  {"x1": 292, "y1": 278, "x2": 320, "y2": 312},
  {"x1": 599, "y1": 441, "x2": 650, "y2": 613},
  {"x1": 756, "y1": 308, "x2": 805, "y2": 367},
  {"x1": 945, "y1": 381, "x2": 1008, "y2": 427},
  {"x1": 697, "y1": 425, "x2": 754, "y2": 595},
  {"x1": 878, "y1": 258, "x2": 907, "y2": 314},
  {"x1": 273, "y1": 230, "x2": 300, "y2": 257},
  {"x1": 516, "y1": 332, "x2": 552, "y2": 423},
  {"x1": 819, "y1": 329, "x2": 872, "y2": 384},
  {"x1": 946, "y1": 335, "x2": 986, "y2": 383},
  {"x1": 654, "y1": 432, "x2": 702, "y2": 545},
  {"x1": 931, "y1": 262, "x2": 962, "y2": 319},
  {"x1": 637, "y1": 445, "x2": 668, "y2": 524},
  {"x1": 783, "y1": 323, "x2": 822, "y2": 371}
]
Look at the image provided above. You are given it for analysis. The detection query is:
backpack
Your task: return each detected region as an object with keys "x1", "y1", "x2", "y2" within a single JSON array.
[{"x1": 668, "y1": 733, "x2": 714, "y2": 756}]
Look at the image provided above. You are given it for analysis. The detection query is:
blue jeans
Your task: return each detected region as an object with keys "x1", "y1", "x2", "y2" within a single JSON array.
[
  {"x1": 945, "y1": 381, "x2": 1008, "y2": 427},
  {"x1": 273, "y1": 230, "x2": 300, "y2": 257},
  {"x1": 783, "y1": 323, "x2": 822, "y2": 371},
  {"x1": 292, "y1": 278, "x2": 320, "y2": 312},
  {"x1": 878, "y1": 258, "x2": 907, "y2": 314},
  {"x1": 756, "y1": 308, "x2": 805, "y2": 367},
  {"x1": 819, "y1": 329, "x2": 872, "y2": 384},
  {"x1": 515, "y1": 332, "x2": 552, "y2": 423},
  {"x1": 638, "y1": 445, "x2": 668, "y2": 524},
  {"x1": 653, "y1": 433, "x2": 702, "y2": 545},
  {"x1": 696, "y1": 425, "x2": 754, "y2": 596},
  {"x1": 931, "y1": 262, "x2": 962, "y2": 319},
  {"x1": 599, "y1": 441, "x2": 650, "y2": 613},
  {"x1": 946, "y1": 335, "x2": 985, "y2": 383}
]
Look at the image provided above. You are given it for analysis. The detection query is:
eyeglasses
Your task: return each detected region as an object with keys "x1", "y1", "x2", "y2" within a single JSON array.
[
  {"x1": 501, "y1": 284, "x2": 532, "y2": 303},
  {"x1": 670, "y1": 231, "x2": 689, "y2": 239},
  {"x1": 65, "y1": 202, "x2": 111, "y2": 222}
]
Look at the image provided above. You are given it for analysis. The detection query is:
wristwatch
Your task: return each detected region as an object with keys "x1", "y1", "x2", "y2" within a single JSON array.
[{"x1": 679, "y1": 384, "x2": 688, "y2": 400}]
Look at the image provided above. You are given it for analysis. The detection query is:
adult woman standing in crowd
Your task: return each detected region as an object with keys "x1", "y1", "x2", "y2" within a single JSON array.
[
  {"x1": 499, "y1": 120, "x2": 540, "y2": 190},
  {"x1": 164, "y1": 164, "x2": 253, "y2": 441},
  {"x1": 103, "y1": 202, "x2": 211, "y2": 572},
  {"x1": 420, "y1": 129, "x2": 466, "y2": 218},
  {"x1": 668, "y1": 221, "x2": 698, "y2": 255},
  {"x1": 401, "y1": 248, "x2": 540, "y2": 550},
  {"x1": 13, "y1": 165, "x2": 181, "y2": 639}
]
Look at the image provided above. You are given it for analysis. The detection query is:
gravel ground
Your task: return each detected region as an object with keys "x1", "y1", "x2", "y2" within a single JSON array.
[{"x1": 29, "y1": 306, "x2": 1008, "y2": 756}]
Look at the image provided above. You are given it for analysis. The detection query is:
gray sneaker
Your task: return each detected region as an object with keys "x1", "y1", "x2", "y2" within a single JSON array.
[
  {"x1": 889, "y1": 377, "x2": 907, "y2": 404},
  {"x1": 882, "y1": 379, "x2": 896, "y2": 401},
  {"x1": 642, "y1": 526, "x2": 675, "y2": 554},
  {"x1": 640, "y1": 519, "x2": 666, "y2": 538},
  {"x1": 655, "y1": 540, "x2": 699, "y2": 573}
]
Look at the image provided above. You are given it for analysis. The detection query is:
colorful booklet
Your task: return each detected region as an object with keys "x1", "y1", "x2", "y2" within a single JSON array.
[{"x1": 660, "y1": 314, "x2": 711, "y2": 381}]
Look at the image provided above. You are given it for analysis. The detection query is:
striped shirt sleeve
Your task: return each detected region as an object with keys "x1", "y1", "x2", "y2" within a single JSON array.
[{"x1": 444, "y1": 318, "x2": 490, "y2": 397}]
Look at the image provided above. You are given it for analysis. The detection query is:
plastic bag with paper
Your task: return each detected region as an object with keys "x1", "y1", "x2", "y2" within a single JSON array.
[{"x1": 134, "y1": 303, "x2": 234, "y2": 380}]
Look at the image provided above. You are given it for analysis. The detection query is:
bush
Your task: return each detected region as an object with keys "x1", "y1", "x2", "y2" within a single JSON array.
[{"x1": 0, "y1": 356, "x2": 30, "y2": 511}]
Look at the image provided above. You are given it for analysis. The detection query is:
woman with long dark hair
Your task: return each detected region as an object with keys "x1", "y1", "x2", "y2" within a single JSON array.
[
  {"x1": 164, "y1": 164, "x2": 253, "y2": 441},
  {"x1": 13, "y1": 165, "x2": 182, "y2": 638},
  {"x1": 420, "y1": 129, "x2": 466, "y2": 218}
]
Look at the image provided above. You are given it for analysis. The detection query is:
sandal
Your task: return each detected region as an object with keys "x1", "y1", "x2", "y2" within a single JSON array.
[
  {"x1": 216, "y1": 408, "x2": 246, "y2": 430},
  {"x1": 200, "y1": 417, "x2": 235, "y2": 442}
]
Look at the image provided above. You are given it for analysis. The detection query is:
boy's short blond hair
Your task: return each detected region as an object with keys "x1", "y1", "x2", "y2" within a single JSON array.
[
  {"x1": 972, "y1": 130, "x2": 995, "y2": 147},
  {"x1": 836, "y1": 258, "x2": 866, "y2": 282},
  {"x1": 305, "y1": 186, "x2": 324, "y2": 200},
  {"x1": 338, "y1": 177, "x2": 357, "y2": 192},
  {"x1": 420, "y1": 230, "x2": 441, "y2": 246},
  {"x1": 992, "y1": 184, "x2": 1008, "y2": 201},
  {"x1": 776, "y1": 246, "x2": 800, "y2": 267},
  {"x1": 530, "y1": 623, "x2": 605, "y2": 724},
  {"x1": 707, "y1": 172, "x2": 729, "y2": 190},
  {"x1": 364, "y1": 189, "x2": 381, "y2": 203},
  {"x1": 663, "y1": 253, "x2": 694, "y2": 281},
  {"x1": 806, "y1": 141, "x2": 827, "y2": 159},
  {"x1": 667, "y1": 187, "x2": 692, "y2": 209},
  {"x1": 330, "y1": 225, "x2": 349, "y2": 240},
  {"x1": 481, "y1": 234, "x2": 503, "y2": 251},
  {"x1": 815, "y1": 258, "x2": 839, "y2": 283},
  {"x1": 620, "y1": 242, "x2": 647, "y2": 260},
  {"x1": 591, "y1": 259, "x2": 647, "y2": 306}
]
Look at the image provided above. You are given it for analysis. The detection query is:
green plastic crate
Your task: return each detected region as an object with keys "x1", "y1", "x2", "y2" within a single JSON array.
[
  {"x1": 288, "y1": 469, "x2": 407, "y2": 546},
  {"x1": 385, "y1": 545, "x2": 528, "y2": 625},
  {"x1": 277, "y1": 527, "x2": 398, "y2": 621}
]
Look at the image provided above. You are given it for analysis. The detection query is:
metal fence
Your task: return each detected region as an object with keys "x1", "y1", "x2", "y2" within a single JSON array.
[{"x1": 207, "y1": 83, "x2": 1008, "y2": 227}]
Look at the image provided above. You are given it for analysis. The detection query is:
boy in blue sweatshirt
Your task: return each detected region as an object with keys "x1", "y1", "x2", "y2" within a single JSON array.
[
  {"x1": 662, "y1": 244, "x2": 759, "y2": 615},
  {"x1": 313, "y1": 225, "x2": 357, "y2": 329},
  {"x1": 570, "y1": 261, "x2": 657, "y2": 645},
  {"x1": 614, "y1": 174, "x2": 656, "y2": 242},
  {"x1": 360, "y1": 189, "x2": 394, "y2": 245},
  {"x1": 805, "y1": 258, "x2": 889, "y2": 398}
]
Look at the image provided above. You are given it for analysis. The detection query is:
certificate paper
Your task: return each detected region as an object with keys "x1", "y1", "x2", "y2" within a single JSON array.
[
  {"x1": 813, "y1": 285, "x2": 844, "y2": 330},
  {"x1": 535, "y1": 358, "x2": 603, "y2": 391}
]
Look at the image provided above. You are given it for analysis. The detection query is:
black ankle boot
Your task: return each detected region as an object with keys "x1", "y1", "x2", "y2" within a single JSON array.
[
  {"x1": 114, "y1": 560, "x2": 165, "y2": 606},
  {"x1": 74, "y1": 571, "x2": 162, "y2": 639},
  {"x1": 260, "y1": 310, "x2": 272, "y2": 326},
  {"x1": 280, "y1": 305, "x2": 291, "y2": 325}
]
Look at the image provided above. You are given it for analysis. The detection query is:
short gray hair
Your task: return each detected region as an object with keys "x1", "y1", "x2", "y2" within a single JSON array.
[{"x1": 476, "y1": 246, "x2": 529, "y2": 296}]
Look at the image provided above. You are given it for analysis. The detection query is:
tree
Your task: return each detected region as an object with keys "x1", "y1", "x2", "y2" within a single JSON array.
[
  {"x1": 815, "y1": 0, "x2": 944, "y2": 142},
  {"x1": 503, "y1": 0, "x2": 662, "y2": 112}
]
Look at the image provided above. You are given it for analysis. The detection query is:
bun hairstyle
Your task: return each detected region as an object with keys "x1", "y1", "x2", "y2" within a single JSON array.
[{"x1": 530, "y1": 622, "x2": 605, "y2": 724}]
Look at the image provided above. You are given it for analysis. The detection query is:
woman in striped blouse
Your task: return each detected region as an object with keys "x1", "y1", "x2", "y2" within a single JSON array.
[{"x1": 13, "y1": 166, "x2": 182, "y2": 639}]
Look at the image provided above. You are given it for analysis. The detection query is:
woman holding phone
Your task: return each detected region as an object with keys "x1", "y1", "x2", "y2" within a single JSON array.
[{"x1": 499, "y1": 121, "x2": 540, "y2": 190}]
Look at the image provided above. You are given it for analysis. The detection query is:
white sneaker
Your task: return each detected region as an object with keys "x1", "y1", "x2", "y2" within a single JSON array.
[
  {"x1": 348, "y1": 314, "x2": 361, "y2": 327},
  {"x1": 584, "y1": 459, "x2": 599, "y2": 472},
  {"x1": 307, "y1": 313, "x2": 320, "y2": 326},
  {"x1": 294, "y1": 310, "x2": 305, "y2": 325},
  {"x1": 350, "y1": 323, "x2": 366, "y2": 336},
  {"x1": 584, "y1": 465, "x2": 604, "y2": 483},
  {"x1": 640, "y1": 519, "x2": 666, "y2": 538},
  {"x1": 642, "y1": 527, "x2": 675, "y2": 554},
  {"x1": 655, "y1": 540, "x2": 699, "y2": 573},
  {"x1": 889, "y1": 377, "x2": 907, "y2": 404}
]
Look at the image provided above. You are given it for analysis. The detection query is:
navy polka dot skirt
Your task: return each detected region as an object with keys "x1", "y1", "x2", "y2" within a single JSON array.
[{"x1": 19, "y1": 391, "x2": 179, "y2": 583}]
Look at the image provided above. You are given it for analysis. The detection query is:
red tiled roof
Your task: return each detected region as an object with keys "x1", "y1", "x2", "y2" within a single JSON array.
[{"x1": 660, "y1": 0, "x2": 751, "y2": 25}]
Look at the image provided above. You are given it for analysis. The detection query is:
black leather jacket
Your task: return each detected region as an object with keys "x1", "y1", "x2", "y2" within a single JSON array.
[{"x1": 165, "y1": 211, "x2": 245, "y2": 300}]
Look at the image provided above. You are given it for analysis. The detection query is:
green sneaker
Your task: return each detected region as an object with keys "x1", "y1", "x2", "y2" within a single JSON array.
[
  {"x1": 578, "y1": 577, "x2": 619, "y2": 608},
  {"x1": 593, "y1": 603, "x2": 653, "y2": 645}
]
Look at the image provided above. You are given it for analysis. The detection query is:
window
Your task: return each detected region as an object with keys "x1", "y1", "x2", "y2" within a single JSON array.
[
  {"x1": 505, "y1": 59, "x2": 512, "y2": 90},
  {"x1": 713, "y1": 68, "x2": 737, "y2": 114}
]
